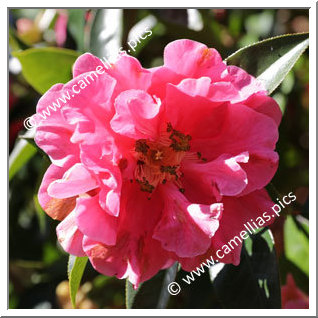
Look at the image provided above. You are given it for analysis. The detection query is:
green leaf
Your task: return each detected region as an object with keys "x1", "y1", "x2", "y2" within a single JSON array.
[
  {"x1": 33, "y1": 194, "x2": 46, "y2": 235},
  {"x1": 156, "y1": 262, "x2": 178, "y2": 308},
  {"x1": 213, "y1": 229, "x2": 281, "y2": 308},
  {"x1": 125, "y1": 264, "x2": 178, "y2": 309},
  {"x1": 9, "y1": 137, "x2": 37, "y2": 181},
  {"x1": 89, "y1": 9, "x2": 122, "y2": 58},
  {"x1": 9, "y1": 27, "x2": 29, "y2": 51},
  {"x1": 12, "y1": 47, "x2": 80, "y2": 94},
  {"x1": 226, "y1": 32, "x2": 309, "y2": 94},
  {"x1": 279, "y1": 256, "x2": 309, "y2": 294},
  {"x1": 68, "y1": 9, "x2": 85, "y2": 52},
  {"x1": 284, "y1": 215, "x2": 309, "y2": 275},
  {"x1": 68, "y1": 255, "x2": 88, "y2": 308}
]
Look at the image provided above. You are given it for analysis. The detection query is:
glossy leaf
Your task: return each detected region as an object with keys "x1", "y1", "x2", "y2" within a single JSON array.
[
  {"x1": 213, "y1": 229, "x2": 281, "y2": 308},
  {"x1": 125, "y1": 265, "x2": 178, "y2": 309},
  {"x1": 18, "y1": 132, "x2": 50, "y2": 159},
  {"x1": 9, "y1": 27, "x2": 29, "y2": 51},
  {"x1": 156, "y1": 262, "x2": 178, "y2": 308},
  {"x1": 12, "y1": 47, "x2": 80, "y2": 94},
  {"x1": 33, "y1": 194, "x2": 46, "y2": 235},
  {"x1": 284, "y1": 215, "x2": 309, "y2": 275},
  {"x1": 89, "y1": 9, "x2": 122, "y2": 59},
  {"x1": 9, "y1": 138, "x2": 37, "y2": 181},
  {"x1": 279, "y1": 256, "x2": 309, "y2": 294},
  {"x1": 68, "y1": 9, "x2": 85, "y2": 52},
  {"x1": 226, "y1": 32, "x2": 309, "y2": 94},
  {"x1": 68, "y1": 255, "x2": 88, "y2": 308}
]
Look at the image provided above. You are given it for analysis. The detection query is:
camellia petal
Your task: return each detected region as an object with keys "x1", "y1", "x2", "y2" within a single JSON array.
[
  {"x1": 47, "y1": 163, "x2": 98, "y2": 199},
  {"x1": 182, "y1": 152, "x2": 249, "y2": 201},
  {"x1": 56, "y1": 210, "x2": 85, "y2": 256},
  {"x1": 76, "y1": 195, "x2": 118, "y2": 246},
  {"x1": 153, "y1": 184, "x2": 223, "y2": 257},
  {"x1": 38, "y1": 159, "x2": 77, "y2": 220},
  {"x1": 111, "y1": 89, "x2": 161, "y2": 140},
  {"x1": 36, "y1": 39, "x2": 281, "y2": 287}
]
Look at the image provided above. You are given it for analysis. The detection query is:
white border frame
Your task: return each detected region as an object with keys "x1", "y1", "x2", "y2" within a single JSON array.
[{"x1": 3, "y1": 1, "x2": 316, "y2": 316}]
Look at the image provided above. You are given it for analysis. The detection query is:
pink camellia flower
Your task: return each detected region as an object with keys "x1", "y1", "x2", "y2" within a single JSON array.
[
  {"x1": 35, "y1": 39, "x2": 281, "y2": 287},
  {"x1": 281, "y1": 274, "x2": 309, "y2": 309}
]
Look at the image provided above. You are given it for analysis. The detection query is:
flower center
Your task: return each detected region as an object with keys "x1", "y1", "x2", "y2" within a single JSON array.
[{"x1": 134, "y1": 123, "x2": 192, "y2": 194}]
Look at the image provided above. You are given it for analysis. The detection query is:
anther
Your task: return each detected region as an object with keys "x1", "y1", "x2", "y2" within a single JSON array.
[{"x1": 135, "y1": 139, "x2": 149, "y2": 155}]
